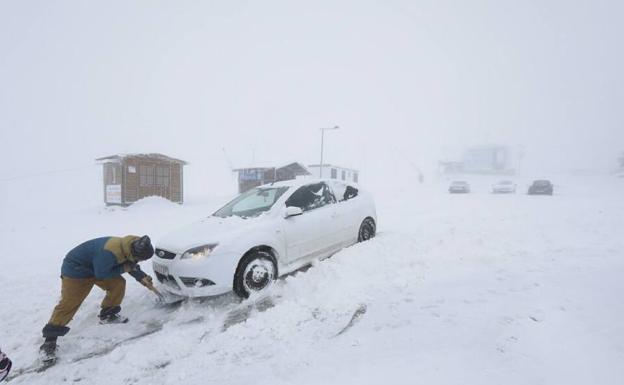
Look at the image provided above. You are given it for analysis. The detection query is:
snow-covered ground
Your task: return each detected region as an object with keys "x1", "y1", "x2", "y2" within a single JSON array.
[{"x1": 1, "y1": 175, "x2": 623, "y2": 384}]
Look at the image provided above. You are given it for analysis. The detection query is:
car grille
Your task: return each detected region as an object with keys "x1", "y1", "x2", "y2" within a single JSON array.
[
  {"x1": 155, "y1": 271, "x2": 181, "y2": 289},
  {"x1": 155, "y1": 248, "x2": 176, "y2": 260},
  {"x1": 179, "y1": 277, "x2": 215, "y2": 288}
]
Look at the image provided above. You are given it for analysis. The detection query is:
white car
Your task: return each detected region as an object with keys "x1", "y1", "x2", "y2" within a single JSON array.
[
  {"x1": 449, "y1": 181, "x2": 471, "y2": 194},
  {"x1": 153, "y1": 179, "x2": 377, "y2": 298},
  {"x1": 492, "y1": 180, "x2": 517, "y2": 194}
]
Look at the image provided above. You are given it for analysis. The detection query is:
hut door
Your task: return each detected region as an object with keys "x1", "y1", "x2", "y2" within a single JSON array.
[
  {"x1": 104, "y1": 163, "x2": 123, "y2": 204},
  {"x1": 155, "y1": 165, "x2": 170, "y2": 200}
]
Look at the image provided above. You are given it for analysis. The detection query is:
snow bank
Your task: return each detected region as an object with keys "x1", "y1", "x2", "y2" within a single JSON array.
[
  {"x1": 2, "y1": 175, "x2": 624, "y2": 385},
  {"x1": 127, "y1": 196, "x2": 182, "y2": 211}
]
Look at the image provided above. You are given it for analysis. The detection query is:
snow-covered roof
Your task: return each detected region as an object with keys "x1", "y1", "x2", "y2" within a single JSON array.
[
  {"x1": 308, "y1": 164, "x2": 358, "y2": 172},
  {"x1": 95, "y1": 153, "x2": 188, "y2": 165},
  {"x1": 233, "y1": 161, "x2": 310, "y2": 174}
]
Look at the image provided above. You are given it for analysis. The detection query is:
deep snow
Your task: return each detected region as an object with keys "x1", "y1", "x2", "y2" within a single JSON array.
[{"x1": 1, "y1": 174, "x2": 623, "y2": 384}]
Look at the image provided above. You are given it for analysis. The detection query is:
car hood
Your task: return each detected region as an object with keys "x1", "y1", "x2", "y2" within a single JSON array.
[{"x1": 157, "y1": 215, "x2": 263, "y2": 253}]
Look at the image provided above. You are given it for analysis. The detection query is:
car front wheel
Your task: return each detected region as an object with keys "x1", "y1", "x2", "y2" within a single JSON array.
[
  {"x1": 233, "y1": 250, "x2": 277, "y2": 299},
  {"x1": 358, "y1": 218, "x2": 376, "y2": 242}
]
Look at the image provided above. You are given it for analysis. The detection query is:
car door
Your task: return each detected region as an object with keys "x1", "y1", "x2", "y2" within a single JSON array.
[
  {"x1": 282, "y1": 182, "x2": 339, "y2": 263},
  {"x1": 328, "y1": 181, "x2": 360, "y2": 245}
]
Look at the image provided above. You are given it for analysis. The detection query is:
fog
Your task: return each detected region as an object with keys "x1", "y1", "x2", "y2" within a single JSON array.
[{"x1": 1, "y1": 0, "x2": 623, "y2": 210}]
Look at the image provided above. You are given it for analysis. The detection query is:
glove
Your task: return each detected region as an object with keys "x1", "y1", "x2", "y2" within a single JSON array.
[
  {"x1": 140, "y1": 275, "x2": 154, "y2": 288},
  {"x1": 125, "y1": 263, "x2": 148, "y2": 282}
]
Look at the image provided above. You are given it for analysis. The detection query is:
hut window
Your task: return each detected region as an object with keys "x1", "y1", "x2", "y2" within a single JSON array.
[
  {"x1": 331, "y1": 168, "x2": 337, "y2": 179},
  {"x1": 341, "y1": 170, "x2": 346, "y2": 181},
  {"x1": 156, "y1": 166, "x2": 170, "y2": 186},
  {"x1": 241, "y1": 169, "x2": 262, "y2": 181},
  {"x1": 107, "y1": 164, "x2": 121, "y2": 184},
  {"x1": 354, "y1": 172, "x2": 359, "y2": 183},
  {"x1": 111, "y1": 166, "x2": 119, "y2": 184},
  {"x1": 139, "y1": 165, "x2": 155, "y2": 186}
]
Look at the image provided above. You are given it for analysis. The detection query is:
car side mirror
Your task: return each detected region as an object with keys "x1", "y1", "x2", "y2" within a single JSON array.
[{"x1": 284, "y1": 206, "x2": 303, "y2": 218}]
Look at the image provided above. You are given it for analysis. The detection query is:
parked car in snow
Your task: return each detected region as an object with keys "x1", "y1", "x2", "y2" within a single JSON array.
[
  {"x1": 449, "y1": 181, "x2": 471, "y2": 194},
  {"x1": 153, "y1": 179, "x2": 377, "y2": 298},
  {"x1": 492, "y1": 180, "x2": 517, "y2": 194},
  {"x1": 528, "y1": 180, "x2": 554, "y2": 195}
]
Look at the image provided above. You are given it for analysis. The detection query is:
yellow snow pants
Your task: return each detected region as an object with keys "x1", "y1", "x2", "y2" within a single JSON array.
[{"x1": 48, "y1": 276, "x2": 126, "y2": 326}]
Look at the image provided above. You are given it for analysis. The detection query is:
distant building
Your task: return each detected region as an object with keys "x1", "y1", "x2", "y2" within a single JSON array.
[
  {"x1": 439, "y1": 145, "x2": 515, "y2": 175},
  {"x1": 234, "y1": 162, "x2": 311, "y2": 193},
  {"x1": 307, "y1": 164, "x2": 359, "y2": 183},
  {"x1": 438, "y1": 161, "x2": 464, "y2": 175},
  {"x1": 461, "y1": 145, "x2": 514, "y2": 174},
  {"x1": 96, "y1": 153, "x2": 187, "y2": 206}
]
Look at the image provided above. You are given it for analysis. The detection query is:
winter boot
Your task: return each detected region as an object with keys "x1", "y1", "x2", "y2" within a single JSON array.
[
  {"x1": 40, "y1": 324, "x2": 69, "y2": 363},
  {"x1": 39, "y1": 340, "x2": 57, "y2": 364},
  {"x1": 99, "y1": 306, "x2": 129, "y2": 324}
]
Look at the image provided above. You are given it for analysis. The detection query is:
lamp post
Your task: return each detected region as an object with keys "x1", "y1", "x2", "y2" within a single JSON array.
[{"x1": 319, "y1": 126, "x2": 340, "y2": 178}]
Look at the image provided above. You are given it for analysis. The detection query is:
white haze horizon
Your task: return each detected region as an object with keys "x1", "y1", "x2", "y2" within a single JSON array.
[{"x1": 1, "y1": 0, "x2": 623, "y2": 212}]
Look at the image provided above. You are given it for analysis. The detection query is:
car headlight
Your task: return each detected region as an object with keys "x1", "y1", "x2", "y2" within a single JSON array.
[{"x1": 181, "y1": 244, "x2": 218, "y2": 261}]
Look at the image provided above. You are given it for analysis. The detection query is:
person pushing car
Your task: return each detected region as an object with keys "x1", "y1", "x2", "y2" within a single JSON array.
[{"x1": 39, "y1": 235, "x2": 155, "y2": 360}]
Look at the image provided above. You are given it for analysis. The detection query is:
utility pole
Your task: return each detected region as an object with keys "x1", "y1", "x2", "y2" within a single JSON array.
[{"x1": 319, "y1": 126, "x2": 339, "y2": 178}]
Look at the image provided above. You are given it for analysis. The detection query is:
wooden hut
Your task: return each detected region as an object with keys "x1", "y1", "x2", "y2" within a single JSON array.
[
  {"x1": 96, "y1": 153, "x2": 187, "y2": 206},
  {"x1": 234, "y1": 162, "x2": 311, "y2": 193}
]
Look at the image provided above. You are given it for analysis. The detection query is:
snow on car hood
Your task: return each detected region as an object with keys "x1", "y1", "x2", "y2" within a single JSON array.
[{"x1": 156, "y1": 215, "x2": 261, "y2": 253}]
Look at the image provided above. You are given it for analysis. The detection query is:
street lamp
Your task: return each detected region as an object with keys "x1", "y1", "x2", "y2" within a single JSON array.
[{"x1": 319, "y1": 126, "x2": 340, "y2": 178}]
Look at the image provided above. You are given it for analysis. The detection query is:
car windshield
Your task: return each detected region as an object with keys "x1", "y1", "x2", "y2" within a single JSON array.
[
  {"x1": 535, "y1": 180, "x2": 551, "y2": 186},
  {"x1": 452, "y1": 181, "x2": 467, "y2": 185},
  {"x1": 214, "y1": 187, "x2": 289, "y2": 218}
]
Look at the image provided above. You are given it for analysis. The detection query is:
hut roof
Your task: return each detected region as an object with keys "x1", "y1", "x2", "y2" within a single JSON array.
[
  {"x1": 95, "y1": 153, "x2": 188, "y2": 165},
  {"x1": 278, "y1": 162, "x2": 311, "y2": 175},
  {"x1": 233, "y1": 162, "x2": 311, "y2": 174}
]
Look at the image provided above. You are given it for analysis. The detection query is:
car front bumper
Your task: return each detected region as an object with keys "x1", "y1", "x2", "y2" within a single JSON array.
[
  {"x1": 152, "y1": 250, "x2": 240, "y2": 297},
  {"x1": 529, "y1": 189, "x2": 553, "y2": 195},
  {"x1": 493, "y1": 188, "x2": 515, "y2": 193}
]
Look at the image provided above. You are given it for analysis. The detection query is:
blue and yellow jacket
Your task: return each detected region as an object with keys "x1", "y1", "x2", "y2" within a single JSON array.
[{"x1": 61, "y1": 236, "x2": 140, "y2": 280}]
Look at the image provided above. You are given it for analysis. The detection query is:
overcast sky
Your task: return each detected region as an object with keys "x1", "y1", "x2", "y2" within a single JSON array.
[{"x1": 1, "y1": 0, "x2": 623, "y2": 202}]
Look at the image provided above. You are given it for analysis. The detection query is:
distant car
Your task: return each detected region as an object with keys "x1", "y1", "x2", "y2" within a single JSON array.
[
  {"x1": 528, "y1": 180, "x2": 553, "y2": 195},
  {"x1": 153, "y1": 179, "x2": 377, "y2": 298},
  {"x1": 449, "y1": 181, "x2": 470, "y2": 194},
  {"x1": 492, "y1": 180, "x2": 517, "y2": 194}
]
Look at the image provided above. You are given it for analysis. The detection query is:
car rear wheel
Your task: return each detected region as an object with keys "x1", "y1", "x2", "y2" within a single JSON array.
[
  {"x1": 233, "y1": 250, "x2": 277, "y2": 299},
  {"x1": 358, "y1": 218, "x2": 376, "y2": 242}
]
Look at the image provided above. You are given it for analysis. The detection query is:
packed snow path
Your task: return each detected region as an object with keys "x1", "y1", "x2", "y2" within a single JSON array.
[{"x1": 1, "y1": 176, "x2": 623, "y2": 385}]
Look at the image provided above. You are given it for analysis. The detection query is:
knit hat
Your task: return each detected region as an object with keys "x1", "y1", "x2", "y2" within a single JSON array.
[{"x1": 131, "y1": 235, "x2": 154, "y2": 261}]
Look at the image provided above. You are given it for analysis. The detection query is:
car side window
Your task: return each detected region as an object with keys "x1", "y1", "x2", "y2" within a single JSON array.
[
  {"x1": 286, "y1": 183, "x2": 336, "y2": 212},
  {"x1": 331, "y1": 182, "x2": 359, "y2": 202},
  {"x1": 343, "y1": 185, "x2": 358, "y2": 201}
]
